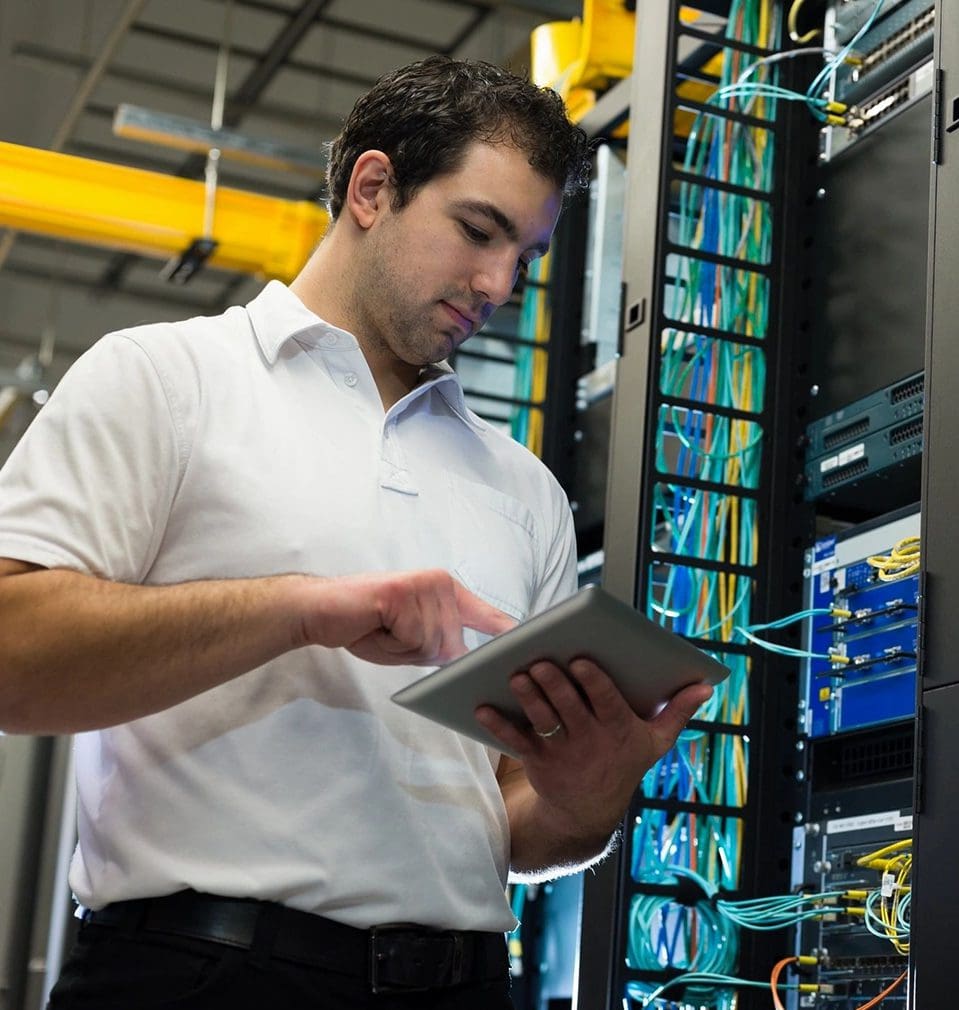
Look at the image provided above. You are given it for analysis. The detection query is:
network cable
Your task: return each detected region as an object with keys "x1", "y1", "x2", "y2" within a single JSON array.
[
  {"x1": 629, "y1": 969, "x2": 822, "y2": 1008},
  {"x1": 787, "y1": 0, "x2": 820, "y2": 44},
  {"x1": 805, "y1": 0, "x2": 886, "y2": 117},
  {"x1": 867, "y1": 535, "x2": 920, "y2": 582},
  {"x1": 858, "y1": 838, "x2": 912, "y2": 955},
  {"x1": 626, "y1": 863, "x2": 868, "y2": 1007},
  {"x1": 733, "y1": 605, "x2": 855, "y2": 661}
]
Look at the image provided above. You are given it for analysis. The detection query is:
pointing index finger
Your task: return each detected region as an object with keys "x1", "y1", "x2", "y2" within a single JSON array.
[{"x1": 452, "y1": 580, "x2": 517, "y2": 637}]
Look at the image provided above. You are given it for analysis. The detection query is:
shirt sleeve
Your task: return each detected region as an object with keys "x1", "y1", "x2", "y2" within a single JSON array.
[
  {"x1": 0, "y1": 332, "x2": 181, "y2": 582},
  {"x1": 528, "y1": 476, "x2": 578, "y2": 615}
]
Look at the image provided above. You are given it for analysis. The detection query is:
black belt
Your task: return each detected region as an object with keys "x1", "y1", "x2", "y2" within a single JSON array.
[{"x1": 81, "y1": 890, "x2": 508, "y2": 994}]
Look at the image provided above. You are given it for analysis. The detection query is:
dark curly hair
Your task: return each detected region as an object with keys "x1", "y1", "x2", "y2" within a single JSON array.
[{"x1": 325, "y1": 56, "x2": 590, "y2": 221}]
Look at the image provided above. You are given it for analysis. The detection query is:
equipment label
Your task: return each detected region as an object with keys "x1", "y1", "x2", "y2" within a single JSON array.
[
  {"x1": 838, "y1": 442, "x2": 865, "y2": 466},
  {"x1": 811, "y1": 536, "x2": 838, "y2": 576},
  {"x1": 826, "y1": 810, "x2": 912, "y2": 835}
]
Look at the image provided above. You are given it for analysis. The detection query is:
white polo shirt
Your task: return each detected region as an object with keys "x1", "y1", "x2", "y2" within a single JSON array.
[{"x1": 0, "y1": 280, "x2": 577, "y2": 931}]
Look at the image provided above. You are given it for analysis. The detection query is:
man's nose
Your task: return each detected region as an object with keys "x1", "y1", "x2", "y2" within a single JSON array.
[{"x1": 471, "y1": 255, "x2": 519, "y2": 307}]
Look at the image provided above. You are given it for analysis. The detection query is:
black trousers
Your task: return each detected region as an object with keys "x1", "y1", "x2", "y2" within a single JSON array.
[{"x1": 48, "y1": 922, "x2": 516, "y2": 1010}]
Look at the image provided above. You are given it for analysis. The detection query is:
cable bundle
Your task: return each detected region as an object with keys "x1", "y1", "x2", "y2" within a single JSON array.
[
  {"x1": 630, "y1": 3, "x2": 782, "y2": 1006},
  {"x1": 866, "y1": 535, "x2": 920, "y2": 582},
  {"x1": 858, "y1": 839, "x2": 912, "y2": 955},
  {"x1": 628, "y1": 2, "x2": 896, "y2": 1007}
]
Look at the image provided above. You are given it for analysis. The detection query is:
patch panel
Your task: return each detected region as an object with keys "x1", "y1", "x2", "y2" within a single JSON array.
[
  {"x1": 803, "y1": 415, "x2": 922, "y2": 510},
  {"x1": 831, "y1": 0, "x2": 934, "y2": 104},
  {"x1": 802, "y1": 508, "x2": 919, "y2": 738},
  {"x1": 805, "y1": 371, "x2": 923, "y2": 459},
  {"x1": 819, "y1": 0, "x2": 935, "y2": 161}
]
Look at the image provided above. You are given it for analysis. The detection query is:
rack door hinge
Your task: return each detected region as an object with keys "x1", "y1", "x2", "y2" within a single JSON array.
[{"x1": 933, "y1": 68, "x2": 944, "y2": 166}]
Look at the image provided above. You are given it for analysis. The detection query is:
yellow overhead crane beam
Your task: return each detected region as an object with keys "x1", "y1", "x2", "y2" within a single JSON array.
[{"x1": 0, "y1": 140, "x2": 329, "y2": 282}]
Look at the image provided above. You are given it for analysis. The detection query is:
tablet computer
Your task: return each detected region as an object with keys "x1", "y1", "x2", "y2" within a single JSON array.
[{"x1": 390, "y1": 583, "x2": 728, "y2": 756}]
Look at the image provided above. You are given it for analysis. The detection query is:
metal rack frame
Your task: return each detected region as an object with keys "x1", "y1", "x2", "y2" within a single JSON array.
[
  {"x1": 912, "y1": 2, "x2": 959, "y2": 1007},
  {"x1": 574, "y1": 4, "x2": 817, "y2": 1006}
]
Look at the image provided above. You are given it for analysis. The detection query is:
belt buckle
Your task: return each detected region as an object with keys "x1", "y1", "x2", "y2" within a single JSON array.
[{"x1": 369, "y1": 924, "x2": 464, "y2": 994}]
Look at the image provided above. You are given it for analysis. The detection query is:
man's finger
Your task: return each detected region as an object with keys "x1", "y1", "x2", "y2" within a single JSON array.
[
  {"x1": 474, "y1": 704, "x2": 535, "y2": 757},
  {"x1": 648, "y1": 682, "x2": 714, "y2": 743},
  {"x1": 452, "y1": 580, "x2": 517, "y2": 636},
  {"x1": 435, "y1": 583, "x2": 469, "y2": 662}
]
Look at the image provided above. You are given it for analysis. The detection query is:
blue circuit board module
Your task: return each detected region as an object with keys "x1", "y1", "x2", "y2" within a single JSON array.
[{"x1": 804, "y1": 512, "x2": 920, "y2": 738}]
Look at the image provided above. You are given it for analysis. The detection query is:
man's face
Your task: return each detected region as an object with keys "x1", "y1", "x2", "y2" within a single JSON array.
[{"x1": 354, "y1": 141, "x2": 563, "y2": 368}]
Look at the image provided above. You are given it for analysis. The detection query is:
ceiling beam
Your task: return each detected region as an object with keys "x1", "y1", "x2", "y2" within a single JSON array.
[
  {"x1": 129, "y1": 24, "x2": 379, "y2": 90},
  {"x1": 96, "y1": 0, "x2": 335, "y2": 293},
  {"x1": 12, "y1": 42, "x2": 347, "y2": 133},
  {"x1": 313, "y1": 13, "x2": 464, "y2": 53},
  {"x1": 444, "y1": 7, "x2": 494, "y2": 53},
  {"x1": 228, "y1": 0, "x2": 335, "y2": 115},
  {"x1": 136, "y1": 7, "x2": 500, "y2": 76},
  {"x1": 206, "y1": 0, "x2": 485, "y2": 19}
]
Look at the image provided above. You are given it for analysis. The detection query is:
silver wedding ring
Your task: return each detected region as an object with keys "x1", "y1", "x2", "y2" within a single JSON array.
[{"x1": 536, "y1": 723, "x2": 563, "y2": 739}]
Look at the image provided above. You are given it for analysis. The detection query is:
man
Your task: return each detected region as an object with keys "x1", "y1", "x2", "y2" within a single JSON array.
[{"x1": 0, "y1": 57, "x2": 710, "y2": 1009}]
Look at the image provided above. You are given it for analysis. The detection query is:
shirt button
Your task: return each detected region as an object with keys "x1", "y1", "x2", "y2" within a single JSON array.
[
  {"x1": 321, "y1": 333, "x2": 338, "y2": 347},
  {"x1": 344, "y1": 372, "x2": 358, "y2": 387}
]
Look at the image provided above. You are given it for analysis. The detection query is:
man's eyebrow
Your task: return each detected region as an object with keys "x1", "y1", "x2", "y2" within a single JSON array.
[{"x1": 454, "y1": 200, "x2": 551, "y2": 255}]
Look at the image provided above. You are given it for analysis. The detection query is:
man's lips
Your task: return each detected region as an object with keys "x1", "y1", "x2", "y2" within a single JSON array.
[{"x1": 440, "y1": 301, "x2": 478, "y2": 331}]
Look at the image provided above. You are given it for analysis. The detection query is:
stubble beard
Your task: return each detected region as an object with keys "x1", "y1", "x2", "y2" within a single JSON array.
[
  {"x1": 365, "y1": 281, "x2": 466, "y2": 368},
  {"x1": 353, "y1": 244, "x2": 462, "y2": 368}
]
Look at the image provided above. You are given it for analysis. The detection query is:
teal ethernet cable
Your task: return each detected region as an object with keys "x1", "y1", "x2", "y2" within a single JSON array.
[{"x1": 805, "y1": 0, "x2": 885, "y2": 115}]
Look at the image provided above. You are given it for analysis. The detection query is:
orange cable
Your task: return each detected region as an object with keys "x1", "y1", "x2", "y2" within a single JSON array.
[
  {"x1": 851, "y1": 970, "x2": 907, "y2": 1010},
  {"x1": 770, "y1": 955, "x2": 796, "y2": 1010}
]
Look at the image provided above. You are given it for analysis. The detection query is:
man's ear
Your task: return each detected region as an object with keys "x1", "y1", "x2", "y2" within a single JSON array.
[{"x1": 345, "y1": 150, "x2": 393, "y2": 230}]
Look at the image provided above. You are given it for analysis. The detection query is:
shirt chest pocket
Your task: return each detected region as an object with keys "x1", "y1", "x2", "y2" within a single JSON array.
[{"x1": 445, "y1": 473, "x2": 537, "y2": 631}]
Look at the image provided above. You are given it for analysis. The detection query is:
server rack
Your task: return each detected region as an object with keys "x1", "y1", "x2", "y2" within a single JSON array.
[
  {"x1": 556, "y1": 0, "x2": 959, "y2": 1006},
  {"x1": 574, "y1": 4, "x2": 817, "y2": 1007}
]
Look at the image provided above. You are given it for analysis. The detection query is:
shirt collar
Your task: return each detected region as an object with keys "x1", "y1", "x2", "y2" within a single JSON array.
[
  {"x1": 415, "y1": 361, "x2": 488, "y2": 433},
  {"x1": 245, "y1": 280, "x2": 358, "y2": 363},
  {"x1": 246, "y1": 281, "x2": 487, "y2": 434}
]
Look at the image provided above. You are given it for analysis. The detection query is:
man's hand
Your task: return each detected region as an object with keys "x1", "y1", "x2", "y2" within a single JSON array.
[
  {"x1": 475, "y1": 659, "x2": 713, "y2": 867},
  {"x1": 301, "y1": 568, "x2": 516, "y2": 666}
]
